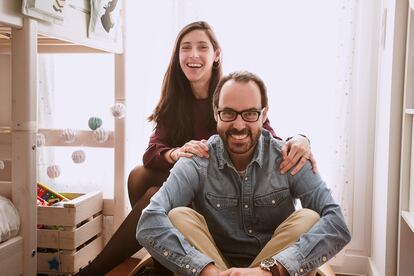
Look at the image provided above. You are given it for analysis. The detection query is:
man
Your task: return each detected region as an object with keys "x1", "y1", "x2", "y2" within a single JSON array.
[{"x1": 137, "y1": 71, "x2": 351, "y2": 276}]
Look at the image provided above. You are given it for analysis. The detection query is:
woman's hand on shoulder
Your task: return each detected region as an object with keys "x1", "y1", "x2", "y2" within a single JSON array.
[
  {"x1": 166, "y1": 139, "x2": 209, "y2": 164},
  {"x1": 279, "y1": 135, "x2": 318, "y2": 175}
]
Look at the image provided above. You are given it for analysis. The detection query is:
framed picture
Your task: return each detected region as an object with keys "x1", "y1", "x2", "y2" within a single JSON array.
[
  {"x1": 89, "y1": 0, "x2": 121, "y2": 43},
  {"x1": 22, "y1": 0, "x2": 67, "y2": 24}
]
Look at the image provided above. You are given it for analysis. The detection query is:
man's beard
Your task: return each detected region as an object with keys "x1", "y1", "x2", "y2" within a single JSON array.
[{"x1": 219, "y1": 127, "x2": 260, "y2": 155}]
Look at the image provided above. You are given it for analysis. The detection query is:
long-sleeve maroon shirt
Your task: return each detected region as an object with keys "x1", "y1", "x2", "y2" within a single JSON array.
[{"x1": 143, "y1": 98, "x2": 279, "y2": 171}]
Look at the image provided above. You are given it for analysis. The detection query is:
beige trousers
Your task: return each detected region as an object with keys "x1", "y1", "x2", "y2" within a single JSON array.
[{"x1": 168, "y1": 207, "x2": 320, "y2": 273}]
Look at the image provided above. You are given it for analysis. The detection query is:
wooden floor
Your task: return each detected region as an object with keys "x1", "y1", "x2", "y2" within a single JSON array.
[{"x1": 106, "y1": 258, "x2": 140, "y2": 276}]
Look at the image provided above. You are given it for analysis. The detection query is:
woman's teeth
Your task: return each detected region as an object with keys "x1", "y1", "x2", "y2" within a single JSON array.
[{"x1": 188, "y1": 63, "x2": 202, "y2": 68}]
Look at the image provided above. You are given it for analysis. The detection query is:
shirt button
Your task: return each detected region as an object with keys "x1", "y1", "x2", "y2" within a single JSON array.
[
  {"x1": 244, "y1": 204, "x2": 249, "y2": 209},
  {"x1": 244, "y1": 177, "x2": 248, "y2": 181},
  {"x1": 322, "y1": 256, "x2": 327, "y2": 262},
  {"x1": 216, "y1": 203, "x2": 221, "y2": 208},
  {"x1": 248, "y1": 229, "x2": 252, "y2": 233},
  {"x1": 294, "y1": 273, "x2": 298, "y2": 276},
  {"x1": 271, "y1": 200, "x2": 276, "y2": 204},
  {"x1": 300, "y1": 268, "x2": 304, "y2": 273},
  {"x1": 163, "y1": 250, "x2": 169, "y2": 256},
  {"x1": 192, "y1": 268, "x2": 196, "y2": 273},
  {"x1": 185, "y1": 264, "x2": 190, "y2": 269}
]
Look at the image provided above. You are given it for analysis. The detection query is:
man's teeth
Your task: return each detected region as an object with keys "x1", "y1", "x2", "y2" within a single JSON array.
[
  {"x1": 231, "y1": 133, "x2": 248, "y2": 140},
  {"x1": 188, "y1": 63, "x2": 202, "y2": 68}
]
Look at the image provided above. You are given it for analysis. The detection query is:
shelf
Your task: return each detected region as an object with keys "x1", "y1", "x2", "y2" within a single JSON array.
[{"x1": 402, "y1": 211, "x2": 414, "y2": 233}]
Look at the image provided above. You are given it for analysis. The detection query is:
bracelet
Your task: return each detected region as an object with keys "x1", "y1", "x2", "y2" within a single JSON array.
[{"x1": 168, "y1": 148, "x2": 178, "y2": 163}]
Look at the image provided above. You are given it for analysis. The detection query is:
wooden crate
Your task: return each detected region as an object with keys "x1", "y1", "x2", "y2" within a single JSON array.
[{"x1": 37, "y1": 191, "x2": 103, "y2": 275}]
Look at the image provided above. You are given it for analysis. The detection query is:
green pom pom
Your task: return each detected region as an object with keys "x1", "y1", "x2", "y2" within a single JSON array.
[{"x1": 88, "y1": 117, "x2": 102, "y2": 130}]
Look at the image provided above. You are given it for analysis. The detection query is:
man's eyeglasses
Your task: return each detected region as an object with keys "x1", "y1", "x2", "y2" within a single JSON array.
[{"x1": 217, "y1": 108, "x2": 264, "y2": 122}]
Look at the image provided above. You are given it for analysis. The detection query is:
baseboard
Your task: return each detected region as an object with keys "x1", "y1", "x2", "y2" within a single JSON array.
[{"x1": 329, "y1": 253, "x2": 369, "y2": 276}]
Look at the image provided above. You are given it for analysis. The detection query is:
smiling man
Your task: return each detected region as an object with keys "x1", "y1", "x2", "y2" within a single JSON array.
[{"x1": 137, "y1": 71, "x2": 351, "y2": 276}]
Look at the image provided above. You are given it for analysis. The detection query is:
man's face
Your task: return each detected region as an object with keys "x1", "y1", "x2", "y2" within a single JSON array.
[{"x1": 216, "y1": 80, "x2": 267, "y2": 157}]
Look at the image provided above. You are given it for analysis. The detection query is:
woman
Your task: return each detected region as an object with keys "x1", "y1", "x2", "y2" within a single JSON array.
[{"x1": 77, "y1": 21, "x2": 315, "y2": 275}]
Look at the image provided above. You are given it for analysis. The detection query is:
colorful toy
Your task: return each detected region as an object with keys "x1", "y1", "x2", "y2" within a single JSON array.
[
  {"x1": 37, "y1": 182, "x2": 68, "y2": 205},
  {"x1": 72, "y1": 150, "x2": 86, "y2": 163},
  {"x1": 88, "y1": 116, "x2": 103, "y2": 130}
]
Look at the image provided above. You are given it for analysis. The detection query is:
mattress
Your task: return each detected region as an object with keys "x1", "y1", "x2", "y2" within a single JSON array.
[{"x1": 0, "y1": 195, "x2": 20, "y2": 243}]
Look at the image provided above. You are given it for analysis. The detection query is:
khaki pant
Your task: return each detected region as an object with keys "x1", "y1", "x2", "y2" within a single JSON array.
[{"x1": 168, "y1": 207, "x2": 324, "y2": 275}]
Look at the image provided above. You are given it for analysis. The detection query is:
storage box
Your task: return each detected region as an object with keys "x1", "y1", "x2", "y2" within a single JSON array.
[{"x1": 37, "y1": 191, "x2": 103, "y2": 275}]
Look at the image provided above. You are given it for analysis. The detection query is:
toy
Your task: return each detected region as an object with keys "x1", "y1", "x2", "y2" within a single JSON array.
[{"x1": 37, "y1": 182, "x2": 68, "y2": 205}]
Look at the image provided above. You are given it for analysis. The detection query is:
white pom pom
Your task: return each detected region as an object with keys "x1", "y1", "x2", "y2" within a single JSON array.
[
  {"x1": 93, "y1": 127, "x2": 109, "y2": 143},
  {"x1": 0, "y1": 160, "x2": 4, "y2": 170},
  {"x1": 47, "y1": 165, "x2": 61, "y2": 179},
  {"x1": 111, "y1": 103, "x2": 126, "y2": 119},
  {"x1": 72, "y1": 150, "x2": 86, "y2": 164},
  {"x1": 61, "y1": 129, "x2": 76, "y2": 144},
  {"x1": 36, "y1": 133, "x2": 46, "y2": 147}
]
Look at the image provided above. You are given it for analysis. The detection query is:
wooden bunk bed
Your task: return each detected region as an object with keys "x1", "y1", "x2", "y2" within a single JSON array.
[{"x1": 0, "y1": 1, "x2": 126, "y2": 275}]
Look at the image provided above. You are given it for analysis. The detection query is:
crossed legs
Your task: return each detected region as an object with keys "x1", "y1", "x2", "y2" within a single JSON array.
[{"x1": 168, "y1": 207, "x2": 321, "y2": 275}]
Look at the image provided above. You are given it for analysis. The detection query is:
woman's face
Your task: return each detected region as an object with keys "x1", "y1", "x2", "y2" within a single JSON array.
[{"x1": 179, "y1": 30, "x2": 220, "y2": 86}]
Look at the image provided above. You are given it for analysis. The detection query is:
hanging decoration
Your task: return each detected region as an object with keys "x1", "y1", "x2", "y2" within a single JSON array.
[
  {"x1": 47, "y1": 165, "x2": 61, "y2": 179},
  {"x1": 36, "y1": 133, "x2": 46, "y2": 147},
  {"x1": 61, "y1": 128, "x2": 76, "y2": 144},
  {"x1": 88, "y1": 117, "x2": 103, "y2": 130},
  {"x1": 110, "y1": 103, "x2": 126, "y2": 119},
  {"x1": 93, "y1": 127, "x2": 109, "y2": 143},
  {"x1": 72, "y1": 150, "x2": 86, "y2": 164},
  {"x1": 0, "y1": 160, "x2": 5, "y2": 170}
]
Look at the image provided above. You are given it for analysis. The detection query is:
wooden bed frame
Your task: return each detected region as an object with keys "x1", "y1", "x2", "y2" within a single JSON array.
[{"x1": 0, "y1": 1, "x2": 126, "y2": 275}]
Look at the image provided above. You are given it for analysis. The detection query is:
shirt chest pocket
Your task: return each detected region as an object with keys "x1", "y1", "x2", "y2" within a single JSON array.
[
  {"x1": 254, "y1": 188, "x2": 290, "y2": 207},
  {"x1": 206, "y1": 193, "x2": 238, "y2": 210}
]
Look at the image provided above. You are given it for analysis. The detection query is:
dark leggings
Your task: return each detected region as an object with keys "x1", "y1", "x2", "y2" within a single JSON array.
[{"x1": 76, "y1": 166, "x2": 169, "y2": 275}]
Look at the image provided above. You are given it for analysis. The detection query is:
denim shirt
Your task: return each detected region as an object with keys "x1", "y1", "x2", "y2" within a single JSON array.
[{"x1": 137, "y1": 130, "x2": 351, "y2": 276}]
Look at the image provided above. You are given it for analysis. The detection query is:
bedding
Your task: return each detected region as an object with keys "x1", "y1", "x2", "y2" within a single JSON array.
[{"x1": 0, "y1": 195, "x2": 20, "y2": 243}]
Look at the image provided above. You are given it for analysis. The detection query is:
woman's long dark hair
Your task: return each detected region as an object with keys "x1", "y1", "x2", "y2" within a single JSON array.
[{"x1": 148, "y1": 21, "x2": 223, "y2": 147}]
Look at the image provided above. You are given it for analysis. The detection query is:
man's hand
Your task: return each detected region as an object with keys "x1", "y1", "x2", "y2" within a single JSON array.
[
  {"x1": 218, "y1": 267, "x2": 271, "y2": 276},
  {"x1": 280, "y1": 135, "x2": 318, "y2": 175},
  {"x1": 200, "y1": 263, "x2": 223, "y2": 276}
]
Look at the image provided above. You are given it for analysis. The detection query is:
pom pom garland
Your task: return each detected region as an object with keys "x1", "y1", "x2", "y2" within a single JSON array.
[
  {"x1": 93, "y1": 127, "x2": 109, "y2": 143},
  {"x1": 36, "y1": 133, "x2": 46, "y2": 147},
  {"x1": 72, "y1": 150, "x2": 86, "y2": 164},
  {"x1": 111, "y1": 103, "x2": 126, "y2": 119},
  {"x1": 61, "y1": 128, "x2": 76, "y2": 144},
  {"x1": 88, "y1": 117, "x2": 103, "y2": 130},
  {"x1": 47, "y1": 165, "x2": 61, "y2": 179}
]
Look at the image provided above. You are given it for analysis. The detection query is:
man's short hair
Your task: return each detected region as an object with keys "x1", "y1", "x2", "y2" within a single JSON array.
[{"x1": 212, "y1": 71, "x2": 268, "y2": 111}]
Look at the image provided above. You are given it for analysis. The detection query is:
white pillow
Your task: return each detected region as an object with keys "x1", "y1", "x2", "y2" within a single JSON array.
[{"x1": 0, "y1": 196, "x2": 20, "y2": 243}]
